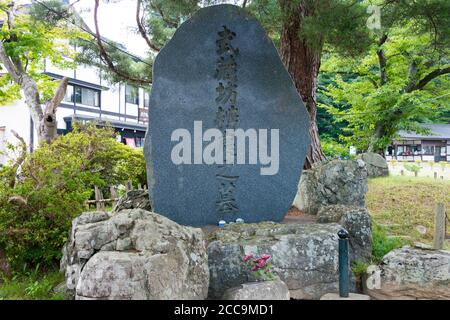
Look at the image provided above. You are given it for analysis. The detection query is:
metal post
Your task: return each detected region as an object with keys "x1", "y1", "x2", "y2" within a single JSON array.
[{"x1": 338, "y1": 229, "x2": 349, "y2": 298}]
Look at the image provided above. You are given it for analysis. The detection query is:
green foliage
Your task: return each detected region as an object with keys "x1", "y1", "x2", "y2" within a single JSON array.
[
  {"x1": 320, "y1": 1, "x2": 450, "y2": 153},
  {"x1": 317, "y1": 73, "x2": 351, "y2": 141},
  {"x1": 321, "y1": 139, "x2": 351, "y2": 160},
  {"x1": 351, "y1": 260, "x2": 369, "y2": 276},
  {"x1": 296, "y1": 0, "x2": 371, "y2": 55},
  {"x1": 404, "y1": 163, "x2": 421, "y2": 174},
  {"x1": 372, "y1": 223, "x2": 406, "y2": 263},
  {"x1": 0, "y1": 123, "x2": 146, "y2": 271},
  {"x1": 0, "y1": 0, "x2": 84, "y2": 105},
  {"x1": 0, "y1": 75, "x2": 20, "y2": 105},
  {"x1": 0, "y1": 269, "x2": 66, "y2": 300}
]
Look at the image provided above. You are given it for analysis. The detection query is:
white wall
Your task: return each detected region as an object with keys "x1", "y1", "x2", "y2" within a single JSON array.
[{"x1": 0, "y1": 100, "x2": 35, "y2": 165}]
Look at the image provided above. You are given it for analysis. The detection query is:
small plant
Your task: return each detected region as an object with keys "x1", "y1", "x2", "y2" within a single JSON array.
[
  {"x1": 404, "y1": 163, "x2": 421, "y2": 176},
  {"x1": 243, "y1": 253, "x2": 276, "y2": 281},
  {"x1": 372, "y1": 224, "x2": 407, "y2": 263},
  {"x1": 439, "y1": 161, "x2": 446, "y2": 171},
  {"x1": 351, "y1": 261, "x2": 369, "y2": 276},
  {"x1": 428, "y1": 160, "x2": 435, "y2": 168},
  {"x1": 390, "y1": 159, "x2": 398, "y2": 167}
]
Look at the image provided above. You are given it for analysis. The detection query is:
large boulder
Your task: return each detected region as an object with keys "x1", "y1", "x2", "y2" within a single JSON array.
[
  {"x1": 358, "y1": 153, "x2": 388, "y2": 177},
  {"x1": 222, "y1": 279, "x2": 290, "y2": 300},
  {"x1": 62, "y1": 209, "x2": 209, "y2": 300},
  {"x1": 112, "y1": 190, "x2": 152, "y2": 212},
  {"x1": 318, "y1": 205, "x2": 372, "y2": 263},
  {"x1": 293, "y1": 159, "x2": 368, "y2": 215},
  {"x1": 365, "y1": 247, "x2": 450, "y2": 300},
  {"x1": 207, "y1": 222, "x2": 358, "y2": 300}
]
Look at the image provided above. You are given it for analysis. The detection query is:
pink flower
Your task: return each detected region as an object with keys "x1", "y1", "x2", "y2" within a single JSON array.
[
  {"x1": 243, "y1": 254, "x2": 254, "y2": 262},
  {"x1": 257, "y1": 260, "x2": 267, "y2": 268},
  {"x1": 261, "y1": 254, "x2": 271, "y2": 260}
]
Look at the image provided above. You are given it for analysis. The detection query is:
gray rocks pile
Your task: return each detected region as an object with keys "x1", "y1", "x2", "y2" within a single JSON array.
[
  {"x1": 365, "y1": 247, "x2": 450, "y2": 300},
  {"x1": 357, "y1": 152, "x2": 389, "y2": 177},
  {"x1": 318, "y1": 205, "x2": 372, "y2": 263},
  {"x1": 61, "y1": 209, "x2": 209, "y2": 300},
  {"x1": 293, "y1": 159, "x2": 368, "y2": 215},
  {"x1": 207, "y1": 221, "x2": 371, "y2": 300},
  {"x1": 223, "y1": 279, "x2": 290, "y2": 300}
]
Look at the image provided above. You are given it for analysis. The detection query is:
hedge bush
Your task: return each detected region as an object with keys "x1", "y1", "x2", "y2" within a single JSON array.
[{"x1": 0, "y1": 123, "x2": 146, "y2": 272}]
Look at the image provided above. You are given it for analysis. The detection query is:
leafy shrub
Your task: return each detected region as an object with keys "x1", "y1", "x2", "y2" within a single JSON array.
[
  {"x1": 351, "y1": 260, "x2": 369, "y2": 276},
  {"x1": 372, "y1": 223, "x2": 406, "y2": 263},
  {"x1": 321, "y1": 139, "x2": 351, "y2": 160},
  {"x1": 404, "y1": 163, "x2": 421, "y2": 175},
  {"x1": 0, "y1": 123, "x2": 146, "y2": 272}
]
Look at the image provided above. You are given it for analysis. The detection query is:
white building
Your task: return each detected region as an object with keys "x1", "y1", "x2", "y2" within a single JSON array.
[
  {"x1": 386, "y1": 124, "x2": 450, "y2": 162},
  {"x1": 0, "y1": 56, "x2": 149, "y2": 165}
]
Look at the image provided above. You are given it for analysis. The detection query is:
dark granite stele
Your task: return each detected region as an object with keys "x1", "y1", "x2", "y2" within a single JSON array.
[{"x1": 144, "y1": 4, "x2": 310, "y2": 226}]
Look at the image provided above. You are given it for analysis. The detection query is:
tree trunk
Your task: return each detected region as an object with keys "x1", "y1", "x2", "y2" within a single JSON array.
[
  {"x1": 279, "y1": 1, "x2": 326, "y2": 169},
  {"x1": 9, "y1": 72, "x2": 67, "y2": 145},
  {"x1": 0, "y1": 2, "x2": 68, "y2": 146},
  {"x1": 367, "y1": 123, "x2": 384, "y2": 154}
]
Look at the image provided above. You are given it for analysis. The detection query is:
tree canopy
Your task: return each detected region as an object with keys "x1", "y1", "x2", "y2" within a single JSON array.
[{"x1": 320, "y1": 0, "x2": 450, "y2": 153}]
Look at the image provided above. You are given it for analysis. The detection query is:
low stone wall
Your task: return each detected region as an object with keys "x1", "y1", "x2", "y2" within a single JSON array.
[{"x1": 207, "y1": 217, "x2": 371, "y2": 300}]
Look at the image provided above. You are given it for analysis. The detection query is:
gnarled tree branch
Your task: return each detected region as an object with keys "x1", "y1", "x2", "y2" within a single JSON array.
[
  {"x1": 407, "y1": 66, "x2": 450, "y2": 92},
  {"x1": 93, "y1": 0, "x2": 151, "y2": 86},
  {"x1": 8, "y1": 130, "x2": 27, "y2": 188},
  {"x1": 136, "y1": 0, "x2": 161, "y2": 52}
]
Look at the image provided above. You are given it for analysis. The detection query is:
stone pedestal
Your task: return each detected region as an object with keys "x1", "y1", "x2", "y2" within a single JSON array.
[
  {"x1": 223, "y1": 279, "x2": 290, "y2": 300},
  {"x1": 320, "y1": 293, "x2": 371, "y2": 300}
]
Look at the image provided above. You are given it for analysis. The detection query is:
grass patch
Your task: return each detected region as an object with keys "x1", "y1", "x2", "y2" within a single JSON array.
[
  {"x1": 351, "y1": 260, "x2": 370, "y2": 276},
  {"x1": 366, "y1": 176, "x2": 450, "y2": 249},
  {"x1": 371, "y1": 223, "x2": 408, "y2": 263},
  {"x1": 0, "y1": 269, "x2": 66, "y2": 300}
]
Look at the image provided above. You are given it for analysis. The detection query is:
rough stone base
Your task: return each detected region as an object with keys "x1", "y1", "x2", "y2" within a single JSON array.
[
  {"x1": 62, "y1": 209, "x2": 209, "y2": 300},
  {"x1": 320, "y1": 293, "x2": 371, "y2": 300},
  {"x1": 364, "y1": 247, "x2": 450, "y2": 300},
  {"x1": 223, "y1": 279, "x2": 290, "y2": 300},
  {"x1": 207, "y1": 222, "x2": 362, "y2": 300}
]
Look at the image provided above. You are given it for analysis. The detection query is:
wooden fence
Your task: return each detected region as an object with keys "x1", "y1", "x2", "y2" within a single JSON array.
[
  {"x1": 85, "y1": 182, "x2": 147, "y2": 211},
  {"x1": 434, "y1": 203, "x2": 450, "y2": 249}
]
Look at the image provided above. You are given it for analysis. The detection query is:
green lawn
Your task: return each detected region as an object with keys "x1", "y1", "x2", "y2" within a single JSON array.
[{"x1": 366, "y1": 176, "x2": 450, "y2": 249}]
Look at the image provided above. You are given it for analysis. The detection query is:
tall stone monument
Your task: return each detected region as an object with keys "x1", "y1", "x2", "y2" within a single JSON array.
[{"x1": 144, "y1": 4, "x2": 310, "y2": 226}]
